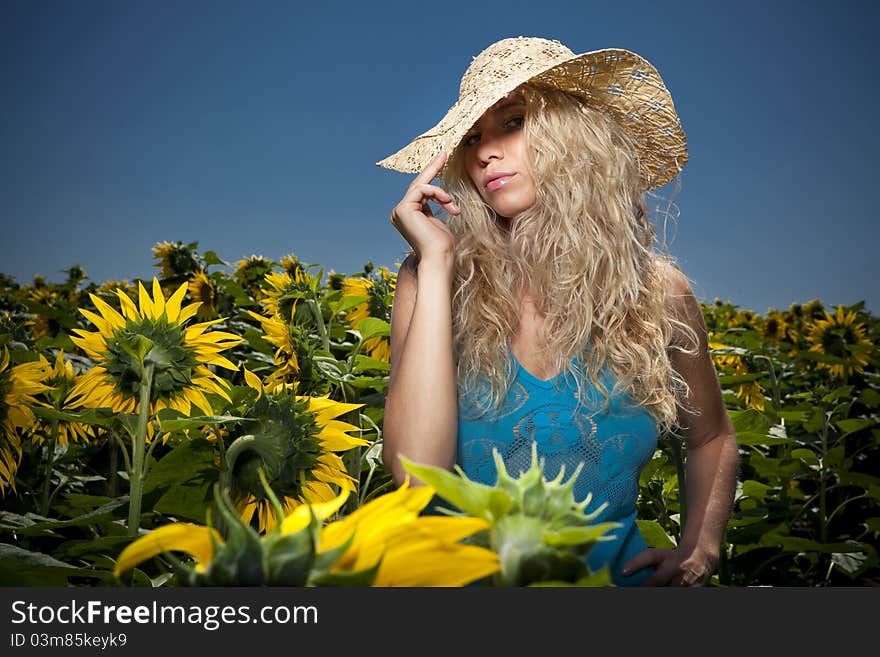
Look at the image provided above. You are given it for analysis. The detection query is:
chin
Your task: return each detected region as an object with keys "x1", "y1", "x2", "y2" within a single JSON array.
[{"x1": 482, "y1": 194, "x2": 529, "y2": 217}]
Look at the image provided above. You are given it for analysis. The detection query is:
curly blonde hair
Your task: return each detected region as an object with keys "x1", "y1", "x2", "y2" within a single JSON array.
[{"x1": 410, "y1": 82, "x2": 699, "y2": 434}]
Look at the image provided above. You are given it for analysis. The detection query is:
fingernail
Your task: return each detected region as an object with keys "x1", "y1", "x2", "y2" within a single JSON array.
[{"x1": 622, "y1": 567, "x2": 632, "y2": 576}]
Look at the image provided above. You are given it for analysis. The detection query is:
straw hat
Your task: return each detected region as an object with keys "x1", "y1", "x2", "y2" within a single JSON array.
[{"x1": 376, "y1": 36, "x2": 688, "y2": 191}]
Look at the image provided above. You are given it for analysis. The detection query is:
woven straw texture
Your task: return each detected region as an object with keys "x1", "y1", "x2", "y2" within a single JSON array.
[{"x1": 376, "y1": 37, "x2": 688, "y2": 191}]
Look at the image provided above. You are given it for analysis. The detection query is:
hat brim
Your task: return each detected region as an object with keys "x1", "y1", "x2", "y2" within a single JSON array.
[{"x1": 376, "y1": 48, "x2": 687, "y2": 191}]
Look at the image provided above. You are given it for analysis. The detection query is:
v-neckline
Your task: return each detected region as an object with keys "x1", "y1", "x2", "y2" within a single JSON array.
[{"x1": 509, "y1": 350, "x2": 565, "y2": 387}]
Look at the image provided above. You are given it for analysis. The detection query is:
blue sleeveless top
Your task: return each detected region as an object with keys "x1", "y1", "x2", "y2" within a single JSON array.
[{"x1": 456, "y1": 352, "x2": 658, "y2": 586}]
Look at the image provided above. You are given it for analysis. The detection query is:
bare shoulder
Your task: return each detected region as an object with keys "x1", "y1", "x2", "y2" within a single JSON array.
[{"x1": 655, "y1": 259, "x2": 698, "y2": 319}]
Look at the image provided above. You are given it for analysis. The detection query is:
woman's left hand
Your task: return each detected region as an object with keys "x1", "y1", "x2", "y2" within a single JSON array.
[{"x1": 621, "y1": 545, "x2": 719, "y2": 587}]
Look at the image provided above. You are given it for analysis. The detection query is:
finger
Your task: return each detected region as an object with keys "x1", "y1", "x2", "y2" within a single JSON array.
[
  {"x1": 404, "y1": 184, "x2": 460, "y2": 214},
  {"x1": 640, "y1": 561, "x2": 679, "y2": 587},
  {"x1": 410, "y1": 151, "x2": 448, "y2": 188},
  {"x1": 621, "y1": 548, "x2": 667, "y2": 577}
]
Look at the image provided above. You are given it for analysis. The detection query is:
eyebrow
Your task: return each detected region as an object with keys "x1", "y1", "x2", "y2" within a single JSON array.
[{"x1": 492, "y1": 96, "x2": 526, "y2": 111}]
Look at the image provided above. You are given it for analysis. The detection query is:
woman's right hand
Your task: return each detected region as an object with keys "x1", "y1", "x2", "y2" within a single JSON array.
[{"x1": 390, "y1": 151, "x2": 460, "y2": 262}]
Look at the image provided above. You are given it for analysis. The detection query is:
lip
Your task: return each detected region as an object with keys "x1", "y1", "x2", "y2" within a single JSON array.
[{"x1": 484, "y1": 172, "x2": 515, "y2": 191}]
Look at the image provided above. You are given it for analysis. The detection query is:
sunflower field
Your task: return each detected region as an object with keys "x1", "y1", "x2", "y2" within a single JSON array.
[{"x1": 0, "y1": 240, "x2": 878, "y2": 587}]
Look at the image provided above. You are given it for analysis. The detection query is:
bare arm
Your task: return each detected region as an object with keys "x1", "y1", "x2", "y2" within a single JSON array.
[
  {"x1": 666, "y1": 269, "x2": 740, "y2": 566},
  {"x1": 381, "y1": 152, "x2": 461, "y2": 486},
  {"x1": 623, "y1": 263, "x2": 740, "y2": 586}
]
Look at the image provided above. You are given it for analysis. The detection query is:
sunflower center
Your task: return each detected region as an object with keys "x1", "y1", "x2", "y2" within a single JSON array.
[
  {"x1": 232, "y1": 394, "x2": 323, "y2": 503},
  {"x1": 820, "y1": 326, "x2": 857, "y2": 358},
  {"x1": 103, "y1": 317, "x2": 199, "y2": 401}
]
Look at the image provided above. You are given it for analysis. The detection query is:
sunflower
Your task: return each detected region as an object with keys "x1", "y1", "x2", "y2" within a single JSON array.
[
  {"x1": 152, "y1": 241, "x2": 200, "y2": 279},
  {"x1": 23, "y1": 288, "x2": 62, "y2": 339},
  {"x1": 115, "y1": 483, "x2": 499, "y2": 586},
  {"x1": 234, "y1": 256, "x2": 275, "y2": 299},
  {"x1": 24, "y1": 314, "x2": 55, "y2": 341},
  {"x1": 761, "y1": 309, "x2": 798, "y2": 344},
  {"x1": 311, "y1": 483, "x2": 498, "y2": 586},
  {"x1": 187, "y1": 271, "x2": 216, "y2": 321},
  {"x1": 232, "y1": 378, "x2": 367, "y2": 533},
  {"x1": 709, "y1": 341, "x2": 766, "y2": 411},
  {"x1": 807, "y1": 306, "x2": 873, "y2": 379},
  {"x1": 262, "y1": 270, "x2": 313, "y2": 322},
  {"x1": 802, "y1": 299, "x2": 826, "y2": 321},
  {"x1": 729, "y1": 309, "x2": 758, "y2": 330},
  {"x1": 342, "y1": 275, "x2": 393, "y2": 362},
  {"x1": 31, "y1": 351, "x2": 94, "y2": 447},
  {"x1": 0, "y1": 348, "x2": 52, "y2": 493},
  {"x1": 247, "y1": 310, "x2": 300, "y2": 386},
  {"x1": 280, "y1": 254, "x2": 308, "y2": 279},
  {"x1": 96, "y1": 279, "x2": 136, "y2": 299},
  {"x1": 67, "y1": 278, "x2": 242, "y2": 417}
]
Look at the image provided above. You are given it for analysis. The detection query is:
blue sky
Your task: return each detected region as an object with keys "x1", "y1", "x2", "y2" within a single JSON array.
[{"x1": 2, "y1": 0, "x2": 877, "y2": 315}]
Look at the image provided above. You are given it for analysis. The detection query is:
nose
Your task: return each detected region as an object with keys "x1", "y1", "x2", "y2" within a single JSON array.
[{"x1": 475, "y1": 131, "x2": 503, "y2": 166}]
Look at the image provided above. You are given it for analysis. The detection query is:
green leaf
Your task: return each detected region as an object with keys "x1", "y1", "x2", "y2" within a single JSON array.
[
  {"x1": 857, "y1": 388, "x2": 880, "y2": 409},
  {"x1": 401, "y1": 457, "x2": 512, "y2": 521},
  {"x1": 822, "y1": 386, "x2": 854, "y2": 403},
  {"x1": 32, "y1": 405, "x2": 121, "y2": 429},
  {"x1": 837, "y1": 473, "x2": 880, "y2": 499},
  {"x1": 355, "y1": 317, "x2": 391, "y2": 342},
  {"x1": 120, "y1": 333, "x2": 154, "y2": 362},
  {"x1": 53, "y1": 494, "x2": 113, "y2": 520},
  {"x1": 835, "y1": 418, "x2": 875, "y2": 438},
  {"x1": 729, "y1": 409, "x2": 772, "y2": 434},
  {"x1": 0, "y1": 543, "x2": 75, "y2": 568},
  {"x1": 143, "y1": 440, "x2": 218, "y2": 522},
  {"x1": 202, "y1": 250, "x2": 227, "y2": 267},
  {"x1": 718, "y1": 373, "x2": 765, "y2": 385},
  {"x1": 157, "y1": 409, "x2": 251, "y2": 432},
  {"x1": 777, "y1": 537, "x2": 867, "y2": 554},
  {"x1": 55, "y1": 535, "x2": 132, "y2": 560},
  {"x1": 635, "y1": 519, "x2": 677, "y2": 549},
  {"x1": 741, "y1": 480, "x2": 774, "y2": 502},
  {"x1": 16, "y1": 498, "x2": 130, "y2": 536},
  {"x1": 735, "y1": 431, "x2": 793, "y2": 447},
  {"x1": 791, "y1": 448, "x2": 819, "y2": 465},
  {"x1": 333, "y1": 295, "x2": 370, "y2": 314},
  {"x1": 352, "y1": 355, "x2": 391, "y2": 374},
  {"x1": 265, "y1": 531, "x2": 316, "y2": 586},
  {"x1": 543, "y1": 523, "x2": 622, "y2": 547},
  {"x1": 777, "y1": 410, "x2": 809, "y2": 424}
]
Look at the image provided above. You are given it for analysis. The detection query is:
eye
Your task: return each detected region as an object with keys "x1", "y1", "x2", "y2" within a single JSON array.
[
  {"x1": 464, "y1": 132, "x2": 480, "y2": 147},
  {"x1": 505, "y1": 115, "x2": 524, "y2": 130}
]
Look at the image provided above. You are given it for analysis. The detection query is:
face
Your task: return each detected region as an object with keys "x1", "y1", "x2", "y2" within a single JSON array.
[{"x1": 461, "y1": 91, "x2": 537, "y2": 219}]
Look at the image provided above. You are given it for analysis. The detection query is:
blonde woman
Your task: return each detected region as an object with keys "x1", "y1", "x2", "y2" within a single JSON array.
[{"x1": 378, "y1": 37, "x2": 740, "y2": 587}]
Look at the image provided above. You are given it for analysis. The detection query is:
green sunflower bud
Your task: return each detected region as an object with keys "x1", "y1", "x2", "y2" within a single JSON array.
[{"x1": 402, "y1": 442, "x2": 622, "y2": 587}]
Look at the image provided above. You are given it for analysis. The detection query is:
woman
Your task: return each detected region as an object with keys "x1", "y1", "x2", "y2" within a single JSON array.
[{"x1": 377, "y1": 37, "x2": 740, "y2": 586}]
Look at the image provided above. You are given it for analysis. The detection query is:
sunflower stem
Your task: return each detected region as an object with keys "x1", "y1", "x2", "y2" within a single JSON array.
[
  {"x1": 39, "y1": 420, "x2": 59, "y2": 516},
  {"x1": 223, "y1": 434, "x2": 257, "y2": 474},
  {"x1": 127, "y1": 362, "x2": 154, "y2": 537},
  {"x1": 670, "y1": 433, "x2": 687, "y2": 539},
  {"x1": 258, "y1": 466, "x2": 285, "y2": 526},
  {"x1": 111, "y1": 431, "x2": 133, "y2": 476},
  {"x1": 108, "y1": 434, "x2": 118, "y2": 498},
  {"x1": 308, "y1": 297, "x2": 330, "y2": 353}
]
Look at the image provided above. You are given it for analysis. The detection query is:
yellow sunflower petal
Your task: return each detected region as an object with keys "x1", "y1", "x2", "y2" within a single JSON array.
[
  {"x1": 114, "y1": 523, "x2": 221, "y2": 578},
  {"x1": 137, "y1": 281, "x2": 155, "y2": 319},
  {"x1": 117, "y1": 289, "x2": 140, "y2": 320},
  {"x1": 373, "y1": 540, "x2": 499, "y2": 587},
  {"x1": 164, "y1": 282, "x2": 188, "y2": 323},
  {"x1": 151, "y1": 278, "x2": 166, "y2": 318},
  {"x1": 281, "y1": 490, "x2": 349, "y2": 535}
]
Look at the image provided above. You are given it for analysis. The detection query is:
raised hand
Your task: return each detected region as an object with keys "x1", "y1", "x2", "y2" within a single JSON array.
[{"x1": 389, "y1": 151, "x2": 460, "y2": 264}]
